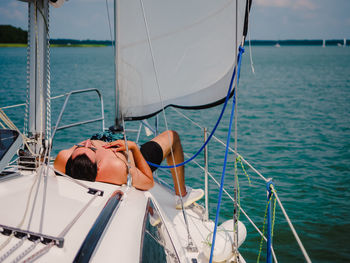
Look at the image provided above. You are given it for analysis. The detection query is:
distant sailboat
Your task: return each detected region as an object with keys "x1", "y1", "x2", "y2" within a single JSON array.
[
  {"x1": 344, "y1": 38, "x2": 347, "y2": 47},
  {"x1": 275, "y1": 43, "x2": 281, "y2": 48},
  {"x1": 322, "y1": 39, "x2": 326, "y2": 48}
]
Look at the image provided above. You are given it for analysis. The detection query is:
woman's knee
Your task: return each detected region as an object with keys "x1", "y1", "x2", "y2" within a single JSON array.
[{"x1": 167, "y1": 130, "x2": 180, "y2": 144}]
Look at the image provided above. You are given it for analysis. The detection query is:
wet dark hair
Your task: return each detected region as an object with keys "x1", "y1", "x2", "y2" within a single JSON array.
[{"x1": 66, "y1": 154, "x2": 97, "y2": 182}]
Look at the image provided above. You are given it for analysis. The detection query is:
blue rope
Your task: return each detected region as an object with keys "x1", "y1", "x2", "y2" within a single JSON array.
[
  {"x1": 209, "y1": 86, "x2": 236, "y2": 263},
  {"x1": 209, "y1": 47, "x2": 244, "y2": 263},
  {"x1": 147, "y1": 46, "x2": 245, "y2": 169}
]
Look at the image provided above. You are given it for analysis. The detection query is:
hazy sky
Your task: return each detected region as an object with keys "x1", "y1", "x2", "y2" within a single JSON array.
[{"x1": 1, "y1": 0, "x2": 349, "y2": 40}]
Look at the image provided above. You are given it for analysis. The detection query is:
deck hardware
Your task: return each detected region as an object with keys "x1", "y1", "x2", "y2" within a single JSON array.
[
  {"x1": 0, "y1": 224, "x2": 64, "y2": 248},
  {"x1": 87, "y1": 188, "x2": 104, "y2": 196}
]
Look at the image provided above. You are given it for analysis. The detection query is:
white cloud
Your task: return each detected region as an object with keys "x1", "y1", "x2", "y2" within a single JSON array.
[
  {"x1": 254, "y1": 0, "x2": 316, "y2": 10},
  {"x1": 0, "y1": 1, "x2": 26, "y2": 23}
]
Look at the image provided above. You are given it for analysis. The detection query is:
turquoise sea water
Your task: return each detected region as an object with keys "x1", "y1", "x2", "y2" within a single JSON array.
[{"x1": 1, "y1": 46, "x2": 349, "y2": 262}]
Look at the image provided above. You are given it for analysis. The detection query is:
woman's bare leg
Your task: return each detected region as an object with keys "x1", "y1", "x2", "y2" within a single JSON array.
[{"x1": 151, "y1": 130, "x2": 186, "y2": 196}]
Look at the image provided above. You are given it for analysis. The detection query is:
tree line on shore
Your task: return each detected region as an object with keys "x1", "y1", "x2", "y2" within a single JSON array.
[
  {"x1": 1, "y1": 24, "x2": 348, "y2": 47},
  {"x1": 0, "y1": 25, "x2": 112, "y2": 46}
]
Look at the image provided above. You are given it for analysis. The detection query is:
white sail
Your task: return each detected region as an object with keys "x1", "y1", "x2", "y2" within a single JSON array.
[{"x1": 116, "y1": 0, "x2": 251, "y2": 120}]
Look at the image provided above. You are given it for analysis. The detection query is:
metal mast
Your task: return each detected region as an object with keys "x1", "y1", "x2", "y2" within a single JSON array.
[
  {"x1": 27, "y1": 0, "x2": 50, "y2": 155},
  {"x1": 113, "y1": 0, "x2": 122, "y2": 130}
]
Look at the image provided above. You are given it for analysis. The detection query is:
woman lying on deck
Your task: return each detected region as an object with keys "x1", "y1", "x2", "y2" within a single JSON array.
[{"x1": 54, "y1": 130, "x2": 203, "y2": 209}]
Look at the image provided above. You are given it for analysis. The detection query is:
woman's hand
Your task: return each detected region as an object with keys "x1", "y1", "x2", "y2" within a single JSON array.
[{"x1": 103, "y1": 140, "x2": 136, "y2": 152}]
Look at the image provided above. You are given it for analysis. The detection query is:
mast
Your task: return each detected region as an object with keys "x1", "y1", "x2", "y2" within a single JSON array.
[
  {"x1": 27, "y1": 0, "x2": 50, "y2": 155},
  {"x1": 113, "y1": 0, "x2": 122, "y2": 130}
]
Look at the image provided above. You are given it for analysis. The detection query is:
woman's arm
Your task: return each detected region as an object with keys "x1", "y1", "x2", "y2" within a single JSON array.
[{"x1": 104, "y1": 140, "x2": 154, "y2": 190}]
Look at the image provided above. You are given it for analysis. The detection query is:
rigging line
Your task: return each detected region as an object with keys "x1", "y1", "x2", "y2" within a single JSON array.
[
  {"x1": 273, "y1": 188, "x2": 312, "y2": 263},
  {"x1": 257, "y1": 192, "x2": 274, "y2": 263},
  {"x1": 2, "y1": 180, "x2": 100, "y2": 260},
  {"x1": 13, "y1": 194, "x2": 100, "y2": 262},
  {"x1": 233, "y1": 0, "x2": 240, "y2": 253},
  {"x1": 0, "y1": 173, "x2": 39, "y2": 254},
  {"x1": 184, "y1": 152, "x2": 278, "y2": 262},
  {"x1": 46, "y1": 2, "x2": 51, "y2": 140},
  {"x1": 38, "y1": 1, "x2": 44, "y2": 147},
  {"x1": 21, "y1": 242, "x2": 55, "y2": 263},
  {"x1": 31, "y1": 0, "x2": 43, "y2": 148},
  {"x1": 24, "y1": 1, "x2": 31, "y2": 136},
  {"x1": 247, "y1": 0, "x2": 255, "y2": 74},
  {"x1": 147, "y1": 47, "x2": 244, "y2": 170},
  {"x1": 105, "y1": 0, "x2": 114, "y2": 49},
  {"x1": 58, "y1": 191, "x2": 100, "y2": 238},
  {"x1": 49, "y1": 94, "x2": 65, "y2": 100},
  {"x1": 26, "y1": 148, "x2": 49, "y2": 231},
  {"x1": 39, "y1": 163, "x2": 49, "y2": 233},
  {"x1": 50, "y1": 167, "x2": 91, "y2": 190},
  {"x1": 0, "y1": 103, "x2": 26, "y2": 110},
  {"x1": 0, "y1": 121, "x2": 6, "y2": 129},
  {"x1": 122, "y1": 118, "x2": 132, "y2": 187},
  {"x1": 10, "y1": 239, "x2": 39, "y2": 263},
  {"x1": 209, "y1": 89, "x2": 236, "y2": 263},
  {"x1": 0, "y1": 237, "x2": 27, "y2": 263},
  {"x1": 137, "y1": 0, "x2": 183, "y2": 198},
  {"x1": 138, "y1": 0, "x2": 194, "y2": 249},
  {"x1": 144, "y1": 230, "x2": 177, "y2": 260},
  {"x1": 7, "y1": 157, "x2": 19, "y2": 166}
]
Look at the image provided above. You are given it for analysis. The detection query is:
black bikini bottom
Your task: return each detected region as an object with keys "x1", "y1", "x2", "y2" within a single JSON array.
[{"x1": 140, "y1": 141, "x2": 163, "y2": 172}]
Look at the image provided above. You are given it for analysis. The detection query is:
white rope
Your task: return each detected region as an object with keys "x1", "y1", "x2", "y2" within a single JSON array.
[
  {"x1": 10, "y1": 239, "x2": 39, "y2": 263},
  {"x1": 0, "y1": 103, "x2": 26, "y2": 110},
  {"x1": 121, "y1": 119, "x2": 133, "y2": 188},
  {"x1": 45, "y1": 2, "x2": 51, "y2": 140},
  {"x1": 39, "y1": 157, "x2": 49, "y2": 233},
  {"x1": 0, "y1": 237, "x2": 28, "y2": 263},
  {"x1": 247, "y1": 0, "x2": 255, "y2": 74},
  {"x1": 49, "y1": 94, "x2": 65, "y2": 100},
  {"x1": 273, "y1": 188, "x2": 312, "y2": 263},
  {"x1": 0, "y1": 169, "x2": 100, "y2": 259},
  {"x1": 27, "y1": 144, "x2": 51, "y2": 234},
  {"x1": 21, "y1": 242, "x2": 54, "y2": 263},
  {"x1": 50, "y1": 167, "x2": 91, "y2": 190},
  {"x1": 59, "y1": 191, "x2": 100, "y2": 238},
  {"x1": 0, "y1": 172, "x2": 38, "y2": 254},
  {"x1": 24, "y1": 2, "x2": 31, "y2": 136},
  {"x1": 35, "y1": 0, "x2": 44, "y2": 148},
  {"x1": 171, "y1": 107, "x2": 269, "y2": 182},
  {"x1": 26, "y1": 151, "x2": 45, "y2": 230}
]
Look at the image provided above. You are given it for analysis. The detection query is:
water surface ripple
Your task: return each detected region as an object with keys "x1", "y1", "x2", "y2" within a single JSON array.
[{"x1": 0, "y1": 46, "x2": 349, "y2": 262}]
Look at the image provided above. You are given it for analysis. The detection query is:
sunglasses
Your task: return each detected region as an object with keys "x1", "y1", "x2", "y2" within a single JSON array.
[{"x1": 75, "y1": 144, "x2": 97, "y2": 152}]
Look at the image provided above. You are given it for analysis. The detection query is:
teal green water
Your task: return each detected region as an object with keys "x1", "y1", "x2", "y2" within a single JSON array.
[{"x1": 1, "y1": 46, "x2": 349, "y2": 262}]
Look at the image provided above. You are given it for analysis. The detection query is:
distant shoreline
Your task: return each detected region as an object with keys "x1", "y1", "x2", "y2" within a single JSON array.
[
  {"x1": 1, "y1": 39, "x2": 348, "y2": 48},
  {"x1": 1, "y1": 25, "x2": 348, "y2": 47},
  {"x1": 0, "y1": 39, "x2": 350, "y2": 47},
  {"x1": 0, "y1": 43, "x2": 108, "y2": 47}
]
